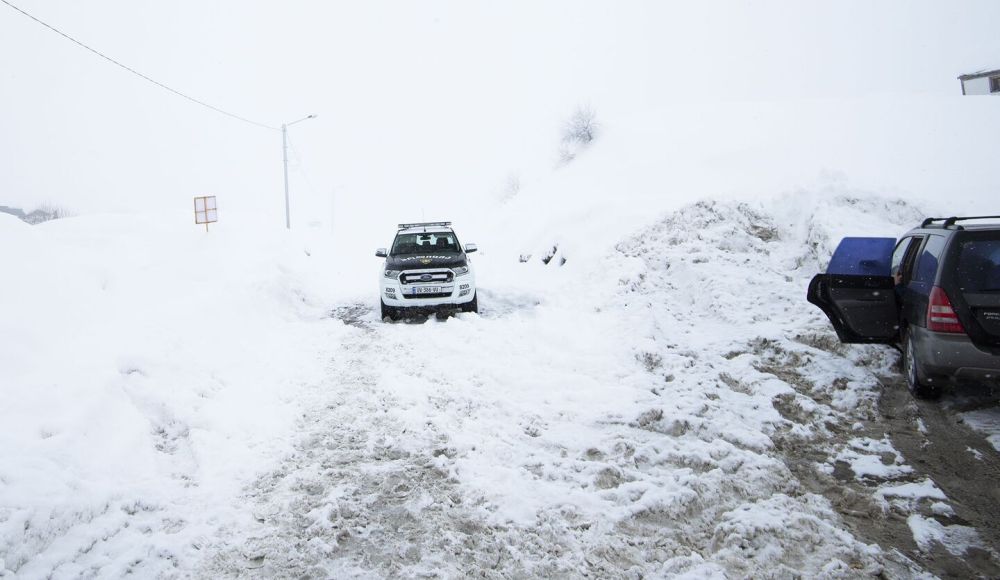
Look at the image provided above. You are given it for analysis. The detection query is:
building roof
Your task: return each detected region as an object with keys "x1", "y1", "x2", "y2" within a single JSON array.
[{"x1": 958, "y1": 68, "x2": 1000, "y2": 81}]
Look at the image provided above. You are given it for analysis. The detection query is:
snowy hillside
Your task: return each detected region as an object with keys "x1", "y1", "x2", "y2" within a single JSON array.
[{"x1": 4, "y1": 182, "x2": 997, "y2": 577}]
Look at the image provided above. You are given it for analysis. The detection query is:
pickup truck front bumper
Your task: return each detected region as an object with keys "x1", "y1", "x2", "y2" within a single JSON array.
[{"x1": 380, "y1": 269, "x2": 476, "y2": 308}]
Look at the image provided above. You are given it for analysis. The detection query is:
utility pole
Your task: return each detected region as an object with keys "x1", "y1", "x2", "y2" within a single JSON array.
[
  {"x1": 282, "y1": 123, "x2": 291, "y2": 229},
  {"x1": 282, "y1": 114, "x2": 317, "y2": 229}
]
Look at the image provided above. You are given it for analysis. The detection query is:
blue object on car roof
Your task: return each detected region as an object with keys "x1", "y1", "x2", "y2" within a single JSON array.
[{"x1": 827, "y1": 237, "x2": 896, "y2": 276}]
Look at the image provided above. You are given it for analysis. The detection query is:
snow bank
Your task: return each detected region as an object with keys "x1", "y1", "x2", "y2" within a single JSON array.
[
  {"x1": 459, "y1": 96, "x2": 992, "y2": 266},
  {"x1": 0, "y1": 215, "x2": 349, "y2": 576}
]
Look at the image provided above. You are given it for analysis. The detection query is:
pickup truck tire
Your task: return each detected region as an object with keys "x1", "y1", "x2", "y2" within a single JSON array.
[
  {"x1": 462, "y1": 294, "x2": 478, "y2": 314},
  {"x1": 380, "y1": 300, "x2": 398, "y2": 322},
  {"x1": 904, "y1": 329, "x2": 941, "y2": 400}
]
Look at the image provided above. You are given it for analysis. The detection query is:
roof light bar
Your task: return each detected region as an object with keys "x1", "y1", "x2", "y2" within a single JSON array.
[{"x1": 398, "y1": 221, "x2": 452, "y2": 230}]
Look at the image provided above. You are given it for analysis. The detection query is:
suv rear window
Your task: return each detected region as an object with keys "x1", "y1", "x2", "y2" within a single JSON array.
[{"x1": 955, "y1": 235, "x2": 1000, "y2": 292}]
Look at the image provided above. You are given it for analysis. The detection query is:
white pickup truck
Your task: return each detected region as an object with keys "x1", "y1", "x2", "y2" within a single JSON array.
[{"x1": 376, "y1": 222, "x2": 478, "y2": 321}]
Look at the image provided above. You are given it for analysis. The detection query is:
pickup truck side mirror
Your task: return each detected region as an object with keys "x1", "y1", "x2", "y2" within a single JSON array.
[
  {"x1": 465, "y1": 243, "x2": 478, "y2": 254},
  {"x1": 375, "y1": 248, "x2": 388, "y2": 258}
]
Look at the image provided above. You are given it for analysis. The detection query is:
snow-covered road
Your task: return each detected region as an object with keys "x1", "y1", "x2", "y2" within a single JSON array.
[
  {"x1": 201, "y1": 293, "x2": 892, "y2": 578},
  {"x1": 198, "y1": 198, "x2": 1000, "y2": 577},
  {"x1": 4, "y1": 196, "x2": 1000, "y2": 578}
]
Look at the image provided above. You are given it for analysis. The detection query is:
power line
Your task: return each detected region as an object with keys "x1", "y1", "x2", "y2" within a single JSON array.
[{"x1": 1, "y1": 0, "x2": 277, "y2": 131}]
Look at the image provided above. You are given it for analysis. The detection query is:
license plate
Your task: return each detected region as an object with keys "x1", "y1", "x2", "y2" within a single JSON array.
[{"x1": 412, "y1": 286, "x2": 441, "y2": 295}]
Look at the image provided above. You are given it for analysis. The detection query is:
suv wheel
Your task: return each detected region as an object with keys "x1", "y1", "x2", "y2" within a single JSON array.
[{"x1": 903, "y1": 329, "x2": 940, "y2": 400}]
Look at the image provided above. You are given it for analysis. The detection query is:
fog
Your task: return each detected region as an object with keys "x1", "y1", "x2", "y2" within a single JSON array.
[{"x1": 1, "y1": 1, "x2": 998, "y2": 224}]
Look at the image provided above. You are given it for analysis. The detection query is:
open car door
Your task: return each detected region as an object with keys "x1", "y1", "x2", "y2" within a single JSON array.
[{"x1": 807, "y1": 237, "x2": 899, "y2": 344}]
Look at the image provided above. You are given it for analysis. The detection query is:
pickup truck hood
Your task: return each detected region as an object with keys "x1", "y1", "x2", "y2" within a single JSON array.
[{"x1": 387, "y1": 253, "x2": 467, "y2": 270}]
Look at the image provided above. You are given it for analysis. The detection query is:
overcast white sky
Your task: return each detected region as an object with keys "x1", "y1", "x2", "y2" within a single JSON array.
[{"x1": 1, "y1": 1, "x2": 998, "y2": 220}]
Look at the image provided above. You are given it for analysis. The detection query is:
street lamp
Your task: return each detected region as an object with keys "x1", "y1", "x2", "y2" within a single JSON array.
[{"x1": 282, "y1": 114, "x2": 317, "y2": 229}]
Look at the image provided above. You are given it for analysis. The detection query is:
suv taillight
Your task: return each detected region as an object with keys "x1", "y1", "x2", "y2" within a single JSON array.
[{"x1": 927, "y1": 286, "x2": 966, "y2": 334}]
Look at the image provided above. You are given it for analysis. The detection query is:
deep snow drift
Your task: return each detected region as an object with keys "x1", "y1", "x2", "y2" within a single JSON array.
[{"x1": 4, "y1": 189, "x2": 997, "y2": 577}]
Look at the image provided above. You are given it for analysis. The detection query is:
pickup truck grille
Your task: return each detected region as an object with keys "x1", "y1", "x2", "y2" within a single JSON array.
[
  {"x1": 402, "y1": 292, "x2": 452, "y2": 300},
  {"x1": 400, "y1": 270, "x2": 454, "y2": 285}
]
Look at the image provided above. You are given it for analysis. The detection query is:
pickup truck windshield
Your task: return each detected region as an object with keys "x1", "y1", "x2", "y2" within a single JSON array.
[{"x1": 392, "y1": 232, "x2": 460, "y2": 255}]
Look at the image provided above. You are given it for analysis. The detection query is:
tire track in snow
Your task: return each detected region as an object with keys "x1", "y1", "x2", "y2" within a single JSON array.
[
  {"x1": 201, "y1": 295, "x2": 776, "y2": 578},
  {"x1": 877, "y1": 379, "x2": 1000, "y2": 577},
  {"x1": 201, "y1": 307, "x2": 486, "y2": 577},
  {"x1": 203, "y1": 301, "x2": 604, "y2": 578}
]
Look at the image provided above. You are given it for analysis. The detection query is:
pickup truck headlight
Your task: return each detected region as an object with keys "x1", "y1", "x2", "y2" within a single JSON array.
[
  {"x1": 384, "y1": 269, "x2": 400, "y2": 279},
  {"x1": 452, "y1": 266, "x2": 470, "y2": 276}
]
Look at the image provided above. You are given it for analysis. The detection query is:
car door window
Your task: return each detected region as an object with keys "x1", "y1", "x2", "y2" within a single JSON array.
[
  {"x1": 891, "y1": 236, "x2": 923, "y2": 286},
  {"x1": 912, "y1": 235, "x2": 946, "y2": 284},
  {"x1": 891, "y1": 238, "x2": 913, "y2": 282}
]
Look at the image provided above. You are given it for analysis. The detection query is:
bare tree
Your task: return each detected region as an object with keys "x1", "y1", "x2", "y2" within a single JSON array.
[
  {"x1": 35, "y1": 203, "x2": 70, "y2": 219},
  {"x1": 500, "y1": 172, "x2": 521, "y2": 202},
  {"x1": 564, "y1": 106, "x2": 597, "y2": 144},
  {"x1": 559, "y1": 106, "x2": 598, "y2": 164}
]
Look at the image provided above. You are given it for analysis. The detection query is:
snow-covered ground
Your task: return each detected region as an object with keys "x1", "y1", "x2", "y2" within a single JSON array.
[
  {"x1": 0, "y1": 212, "x2": 347, "y2": 577},
  {"x1": 4, "y1": 185, "x2": 998, "y2": 578},
  {"x1": 4, "y1": 92, "x2": 1000, "y2": 577}
]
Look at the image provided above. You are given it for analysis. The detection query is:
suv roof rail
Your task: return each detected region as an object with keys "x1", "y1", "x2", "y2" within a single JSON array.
[
  {"x1": 398, "y1": 221, "x2": 452, "y2": 230},
  {"x1": 920, "y1": 215, "x2": 1000, "y2": 229}
]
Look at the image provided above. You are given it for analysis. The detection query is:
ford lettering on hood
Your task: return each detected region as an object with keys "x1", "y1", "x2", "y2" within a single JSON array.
[{"x1": 387, "y1": 254, "x2": 467, "y2": 270}]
